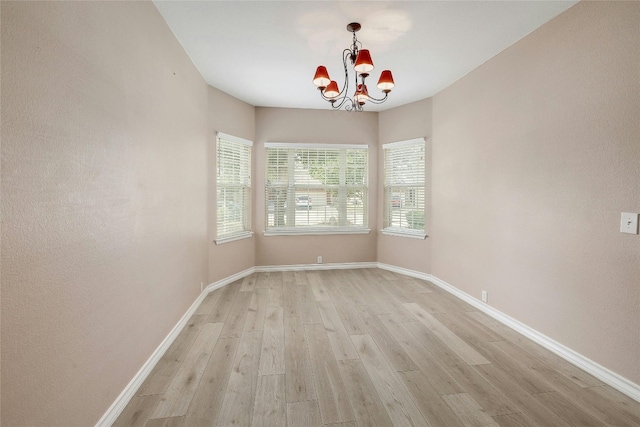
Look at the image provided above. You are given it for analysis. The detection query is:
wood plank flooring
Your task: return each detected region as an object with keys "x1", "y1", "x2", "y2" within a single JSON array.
[{"x1": 115, "y1": 269, "x2": 640, "y2": 427}]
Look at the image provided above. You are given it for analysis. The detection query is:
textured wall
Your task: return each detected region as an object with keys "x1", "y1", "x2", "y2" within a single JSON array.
[
  {"x1": 377, "y1": 98, "x2": 433, "y2": 273},
  {"x1": 431, "y1": 1, "x2": 640, "y2": 383},
  {"x1": 254, "y1": 108, "x2": 378, "y2": 266},
  {"x1": 1, "y1": 2, "x2": 208, "y2": 425},
  {"x1": 208, "y1": 87, "x2": 256, "y2": 283}
]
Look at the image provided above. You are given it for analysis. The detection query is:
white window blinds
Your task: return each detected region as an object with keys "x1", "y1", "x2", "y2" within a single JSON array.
[
  {"x1": 265, "y1": 143, "x2": 368, "y2": 234},
  {"x1": 383, "y1": 138, "x2": 426, "y2": 237},
  {"x1": 216, "y1": 132, "x2": 252, "y2": 242}
]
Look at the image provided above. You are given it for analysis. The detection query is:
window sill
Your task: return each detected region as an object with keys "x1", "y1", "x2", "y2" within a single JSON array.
[
  {"x1": 215, "y1": 231, "x2": 254, "y2": 245},
  {"x1": 381, "y1": 228, "x2": 427, "y2": 239},
  {"x1": 264, "y1": 227, "x2": 371, "y2": 237}
]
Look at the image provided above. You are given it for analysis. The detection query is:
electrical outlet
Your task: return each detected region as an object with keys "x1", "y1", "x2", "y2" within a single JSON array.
[
  {"x1": 317, "y1": 256, "x2": 323, "y2": 264},
  {"x1": 481, "y1": 290, "x2": 488, "y2": 303}
]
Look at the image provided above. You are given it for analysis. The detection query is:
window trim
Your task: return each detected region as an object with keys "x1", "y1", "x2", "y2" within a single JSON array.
[
  {"x1": 381, "y1": 228, "x2": 427, "y2": 239},
  {"x1": 215, "y1": 231, "x2": 254, "y2": 245},
  {"x1": 265, "y1": 142, "x2": 366, "y2": 150},
  {"x1": 382, "y1": 137, "x2": 427, "y2": 239},
  {"x1": 264, "y1": 142, "x2": 369, "y2": 236},
  {"x1": 264, "y1": 227, "x2": 370, "y2": 237},
  {"x1": 215, "y1": 131, "x2": 253, "y2": 243}
]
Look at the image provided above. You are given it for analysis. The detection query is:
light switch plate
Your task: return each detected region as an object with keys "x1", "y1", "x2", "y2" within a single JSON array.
[{"x1": 620, "y1": 212, "x2": 639, "y2": 234}]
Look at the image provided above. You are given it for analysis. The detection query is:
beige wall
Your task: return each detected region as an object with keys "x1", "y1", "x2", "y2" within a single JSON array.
[
  {"x1": 431, "y1": 1, "x2": 640, "y2": 383},
  {"x1": 377, "y1": 99, "x2": 433, "y2": 273},
  {"x1": 208, "y1": 87, "x2": 256, "y2": 283},
  {"x1": 1, "y1": 2, "x2": 209, "y2": 425},
  {"x1": 254, "y1": 108, "x2": 378, "y2": 266}
]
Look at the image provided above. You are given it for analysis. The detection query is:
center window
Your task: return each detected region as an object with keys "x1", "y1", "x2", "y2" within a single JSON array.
[{"x1": 265, "y1": 143, "x2": 368, "y2": 234}]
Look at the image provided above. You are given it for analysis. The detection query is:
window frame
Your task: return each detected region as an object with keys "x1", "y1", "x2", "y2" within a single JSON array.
[
  {"x1": 382, "y1": 137, "x2": 427, "y2": 239},
  {"x1": 264, "y1": 142, "x2": 370, "y2": 236},
  {"x1": 215, "y1": 131, "x2": 253, "y2": 244}
]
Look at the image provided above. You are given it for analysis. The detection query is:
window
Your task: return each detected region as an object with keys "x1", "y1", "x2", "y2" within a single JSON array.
[
  {"x1": 383, "y1": 138, "x2": 426, "y2": 238},
  {"x1": 216, "y1": 132, "x2": 252, "y2": 243},
  {"x1": 265, "y1": 143, "x2": 368, "y2": 235}
]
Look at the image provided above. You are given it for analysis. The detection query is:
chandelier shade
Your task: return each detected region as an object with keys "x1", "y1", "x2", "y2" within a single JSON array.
[
  {"x1": 312, "y1": 22, "x2": 394, "y2": 111},
  {"x1": 313, "y1": 66, "x2": 331, "y2": 88},
  {"x1": 354, "y1": 49, "x2": 374, "y2": 73},
  {"x1": 377, "y1": 70, "x2": 395, "y2": 92},
  {"x1": 324, "y1": 81, "x2": 340, "y2": 99}
]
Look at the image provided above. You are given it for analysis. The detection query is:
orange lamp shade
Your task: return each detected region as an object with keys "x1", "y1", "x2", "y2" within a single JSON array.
[
  {"x1": 324, "y1": 80, "x2": 340, "y2": 99},
  {"x1": 377, "y1": 70, "x2": 395, "y2": 92},
  {"x1": 354, "y1": 84, "x2": 369, "y2": 105},
  {"x1": 353, "y1": 49, "x2": 374, "y2": 73},
  {"x1": 313, "y1": 66, "x2": 331, "y2": 88}
]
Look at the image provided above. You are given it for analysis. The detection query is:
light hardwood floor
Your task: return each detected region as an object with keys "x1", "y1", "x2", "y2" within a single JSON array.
[{"x1": 114, "y1": 269, "x2": 640, "y2": 426}]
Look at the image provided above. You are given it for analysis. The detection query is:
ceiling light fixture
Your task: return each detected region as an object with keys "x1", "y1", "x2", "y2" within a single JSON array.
[{"x1": 313, "y1": 22, "x2": 395, "y2": 112}]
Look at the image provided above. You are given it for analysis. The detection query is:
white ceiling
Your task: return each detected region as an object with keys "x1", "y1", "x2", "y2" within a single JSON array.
[{"x1": 153, "y1": 1, "x2": 578, "y2": 112}]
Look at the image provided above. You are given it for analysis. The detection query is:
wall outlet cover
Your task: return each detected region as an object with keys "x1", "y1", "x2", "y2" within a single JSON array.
[{"x1": 620, "y1": 212, "x2": 639, "y2": 234}]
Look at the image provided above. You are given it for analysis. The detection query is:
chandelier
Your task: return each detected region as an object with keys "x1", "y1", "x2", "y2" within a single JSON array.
[{"x1": 312, "y1": 23, "x2": 395, "y2": 112}]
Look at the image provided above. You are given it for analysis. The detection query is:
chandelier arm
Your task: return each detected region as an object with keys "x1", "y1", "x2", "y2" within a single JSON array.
[
  {"x1": 320, "y1": 48, "x2": 353, "y2": 109},
  {"x1": 364, "y1": 92, "x2": 389, "y2": 104},
  {"x1": 319, "y1": 48, "x2": 352, "y2": 105},
  {"x1": 319, "y1": 90, "x2": 352, "y2": 109},
  {"x1": 320, "y1": 92, "x2": 349, "y2": 110},
  {"x1": 333, "y1": 96, "x2": 356, "y2": 110},
  {"x1": 346, "y1": 101, "x2": 363, "y2": 112}
]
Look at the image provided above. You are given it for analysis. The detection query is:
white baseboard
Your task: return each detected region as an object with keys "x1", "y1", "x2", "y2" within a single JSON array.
[
  {"x1": 99, "y1": 262, "x2": 639, "y2": 425},
  {"x1": 377, "y1": 263, "x2": 431, "y2": 281},
  {"x1": 95, "y1": 289, "x2": 209, "y2": 426},
  {"x1": 95, "y1": 268, "x2": 255, "y2": 426},
  {"x1": 204, "y1": 267, "x2": 256, "y2": 293},
  {"x1": 255, "y1": 262, "x2": 377, "y2": 272},
  {"x1": 377, "y1": 263, "x2": 640, "y2": 403}
]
